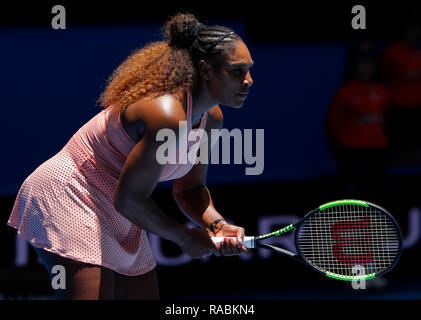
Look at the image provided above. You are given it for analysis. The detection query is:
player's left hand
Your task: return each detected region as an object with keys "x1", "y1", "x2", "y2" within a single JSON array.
[{"x1": 211, "y1": 223, "x2": 248, "y2": 256}]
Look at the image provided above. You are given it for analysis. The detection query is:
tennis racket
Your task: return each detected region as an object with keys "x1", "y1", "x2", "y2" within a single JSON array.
[{"x1": 212, "y1": 199, "x2": 403, "y2": 281}]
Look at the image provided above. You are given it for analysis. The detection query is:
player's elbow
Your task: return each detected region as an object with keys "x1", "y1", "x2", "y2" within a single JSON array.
[
  {"x1": 172, "y1": 187, "x2": 183, "y2": 205},
  {"x1": 113, "y1": 194, "x2": 131, "y2": 217},
  {"x1": 172, "y1": 185, "x2": 190, "y2": 207},
  {"x1": 114, "y1": 191, "x2": 149, "y2": 220}
]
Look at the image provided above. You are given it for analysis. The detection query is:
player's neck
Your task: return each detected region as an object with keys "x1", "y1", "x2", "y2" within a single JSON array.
[{"x1": 190, "y1": 84, "x2": 217, "y2": 125}]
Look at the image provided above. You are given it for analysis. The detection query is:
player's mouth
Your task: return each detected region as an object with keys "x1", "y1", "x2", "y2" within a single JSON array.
[{"x1": 236, "y1": 91, "x2": 249, "y2": 99}]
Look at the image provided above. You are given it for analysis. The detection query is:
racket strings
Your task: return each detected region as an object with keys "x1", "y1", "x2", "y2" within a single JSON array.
[{"x1": 297, "y1": 204, "x2": 401, "y2": 278}]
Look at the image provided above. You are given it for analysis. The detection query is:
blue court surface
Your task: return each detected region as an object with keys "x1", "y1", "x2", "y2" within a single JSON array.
[
  {"x1": 0, "y1": 276, "x2": 420, "y2": 300},
  {"x1": 162, "y1": 277, "x2": 421, "y2": 300}
]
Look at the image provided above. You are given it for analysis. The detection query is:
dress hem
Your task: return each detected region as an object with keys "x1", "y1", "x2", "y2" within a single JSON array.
[{"x1": 7, "y1": 221, "x2": 157, "y2": 277}]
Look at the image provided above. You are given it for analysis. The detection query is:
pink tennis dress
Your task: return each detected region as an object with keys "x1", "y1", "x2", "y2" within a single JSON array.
[{"x1": 7, "y1": 90, "x2": 207, "y2": 276}]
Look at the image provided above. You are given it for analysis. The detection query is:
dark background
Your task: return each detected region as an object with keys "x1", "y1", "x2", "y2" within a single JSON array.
[{"x1": 1, "y1": 0, "x2": 420, "y2": 299}]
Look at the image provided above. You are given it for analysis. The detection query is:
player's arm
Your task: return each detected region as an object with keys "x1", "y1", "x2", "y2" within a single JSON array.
[
  {"x1": 172, "y1": 106, "x2": 226, "y2": 229},
  {"x1": 113, "y1": 95, "x2": 218, "y2": 257},
  {"x1": 172, "y1": 106, "x2": 246, "y2": 252}
]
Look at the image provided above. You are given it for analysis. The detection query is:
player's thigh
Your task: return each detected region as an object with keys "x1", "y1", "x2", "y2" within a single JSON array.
[
  {"x1": 114, "y1": 268, "x2": 160, "y2": 300},
  {"x1": 34, "y1": 246, "x2": 114, "y2": 300}
]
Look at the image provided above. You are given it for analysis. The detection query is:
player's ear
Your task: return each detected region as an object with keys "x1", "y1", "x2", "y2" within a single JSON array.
[{"x1": 198, "y1": 60, "x2": 212, "y2": 80}]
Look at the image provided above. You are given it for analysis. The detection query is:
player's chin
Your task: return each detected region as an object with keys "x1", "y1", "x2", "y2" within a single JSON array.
[{"x1": 226, "y1": 95, "x2": 247, "y2": 108}]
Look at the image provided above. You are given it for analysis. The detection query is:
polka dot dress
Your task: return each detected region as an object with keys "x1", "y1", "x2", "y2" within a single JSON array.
[{"x1": 7, "y1": 90, "x2": 207, "y2": 276}]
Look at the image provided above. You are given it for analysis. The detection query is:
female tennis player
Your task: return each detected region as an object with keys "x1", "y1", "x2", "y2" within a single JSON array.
[{"x1": 7, "y1": 13, "x2": 253, "y2": 299}]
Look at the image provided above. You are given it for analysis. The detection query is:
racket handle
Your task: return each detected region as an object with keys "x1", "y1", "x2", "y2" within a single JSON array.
[{"x1": 211, "y1": 236, "x2": 255, "y2": 248}]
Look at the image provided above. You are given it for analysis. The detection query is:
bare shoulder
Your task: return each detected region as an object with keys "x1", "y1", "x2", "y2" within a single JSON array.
[
  {"x1": 206, "y1": 105, "x2": 223, "y2": 130},
  {"x1": 125, "y1": 94, "x2": 187, "y2": 132}
]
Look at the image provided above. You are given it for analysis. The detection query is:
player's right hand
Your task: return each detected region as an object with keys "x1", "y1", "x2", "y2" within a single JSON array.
[{"x1": 179, "y1": 228, "x2": 220, "y2": 259}]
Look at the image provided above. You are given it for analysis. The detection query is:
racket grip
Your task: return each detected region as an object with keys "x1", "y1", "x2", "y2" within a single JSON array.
[{"x1": 211, "y1": 236, "x2": 255, "y2": 248}]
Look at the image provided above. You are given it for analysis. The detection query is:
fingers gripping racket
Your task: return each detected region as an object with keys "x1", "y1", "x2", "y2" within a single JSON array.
[{"x1": 212, "y1": 200, "x2": 403, "y2": 281}]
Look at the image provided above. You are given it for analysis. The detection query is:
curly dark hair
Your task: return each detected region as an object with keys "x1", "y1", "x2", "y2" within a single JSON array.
[{"x1": 97, "y1": 13, "x2": 241, "y2": 110}]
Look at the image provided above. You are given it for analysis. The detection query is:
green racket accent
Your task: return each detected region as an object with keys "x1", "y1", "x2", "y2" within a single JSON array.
[
  {"x1": 255, "y1": 224, "x2": 295, "y2": 241},
  {"x1": 319, "y1": 199, "x2": 369, "y2": 211},
  {"x1": 325, "y1": 271, "x2": 376, "y2": 281}
]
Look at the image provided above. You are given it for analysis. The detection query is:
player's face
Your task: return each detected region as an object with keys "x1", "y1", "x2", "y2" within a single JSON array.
[{"x1": 209, "y1": 40, "x2": 254, "y2": 108}]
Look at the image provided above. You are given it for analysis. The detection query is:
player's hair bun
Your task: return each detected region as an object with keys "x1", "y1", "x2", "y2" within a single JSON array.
[{"x1": 164, "y1": 13, "x2": 199, "y2": 49}]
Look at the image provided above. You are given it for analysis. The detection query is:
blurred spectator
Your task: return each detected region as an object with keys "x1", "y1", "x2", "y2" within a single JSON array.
[
  {"x1": 325, "y1": 42, "x2": 389, "y2": 202},
  {"x1": 382, "y1": 12, "x2": 421, "y2": 166}
]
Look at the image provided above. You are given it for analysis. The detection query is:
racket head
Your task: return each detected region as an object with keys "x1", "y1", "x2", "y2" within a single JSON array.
[{"x1": 294, "y1": 199, "x2": 403, "y2": 281}]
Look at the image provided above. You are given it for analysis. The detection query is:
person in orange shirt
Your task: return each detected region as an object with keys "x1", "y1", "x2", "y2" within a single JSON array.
[
  {"x1": 382, "y1": 14, "x2": 421, "y2": 165},
  {"x1": 326, "y1": 43, "x2": 390, "y2": 201}
]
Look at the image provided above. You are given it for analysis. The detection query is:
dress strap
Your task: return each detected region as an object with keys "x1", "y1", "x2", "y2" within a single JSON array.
[
  {"x1": 186, "y1": 89, "x2": 193, "y2": 131},
  {"x1": 186, "y1": 89, "x2": 208, "y2": 129}
]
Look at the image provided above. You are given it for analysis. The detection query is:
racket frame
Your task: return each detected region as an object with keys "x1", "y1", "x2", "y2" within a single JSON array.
[{"x1": 254, "y1": 199, "x2": 403, "y2": 281}]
